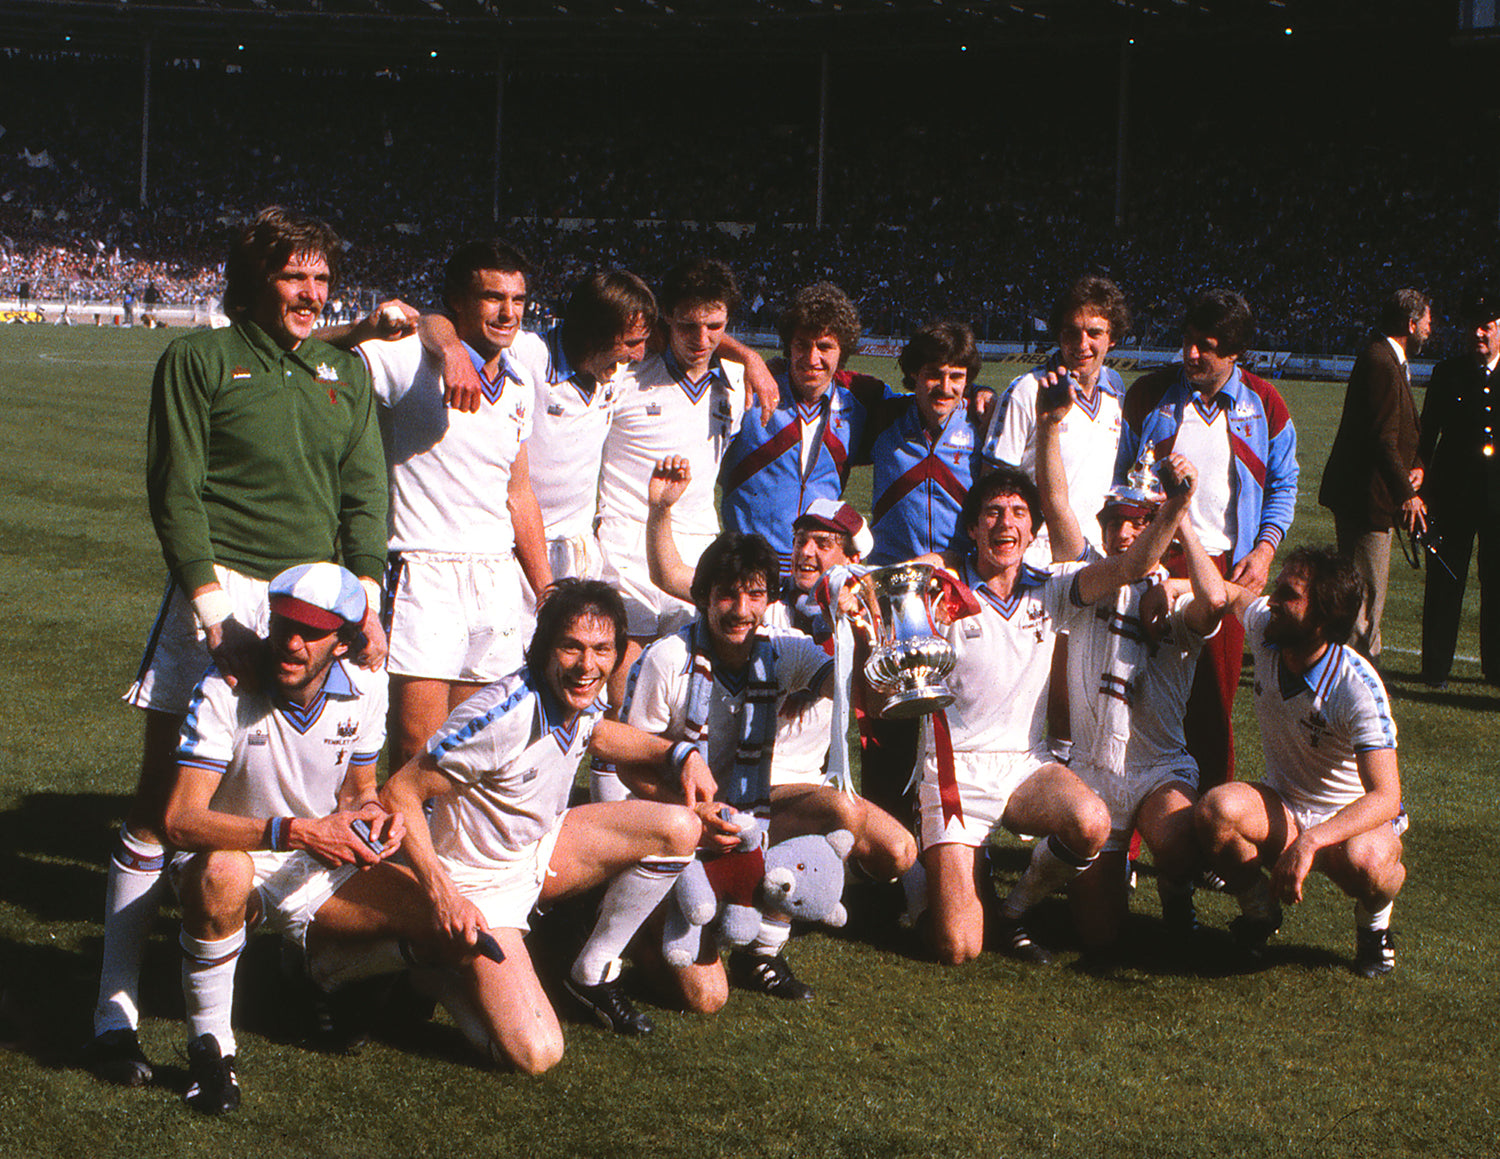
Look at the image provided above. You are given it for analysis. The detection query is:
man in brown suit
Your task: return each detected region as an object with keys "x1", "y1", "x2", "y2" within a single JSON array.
[{"x1": 1318, "y1": 288, "x2": 1431, "y2": 665}]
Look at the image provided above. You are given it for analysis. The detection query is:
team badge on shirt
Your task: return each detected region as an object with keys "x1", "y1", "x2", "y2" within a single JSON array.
[{"x1": 316, "y1": 363, "x2": 340, "y2": 383}]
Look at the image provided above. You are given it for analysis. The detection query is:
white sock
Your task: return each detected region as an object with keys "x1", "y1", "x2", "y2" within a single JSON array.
[
  {"x1": 1354, "y1": 900, "x2": 1393, "y2": 931},
  {"x1": 180, "y1": 926, "x2": 246, "y2": 1058},
  {"x1": 748, "y1": 916, "x2": 792, "y2": 957},
  {"x1": 1002, "y1": 836, "x2": 1095, "y2": 920},
  {"x1": 588, "y1": 759, "x2": 628, "y2": 803},
  {"x1": 93, "y1": 826, "x2": 168, "y2": 1036},
  {"x1": 410, "y1": 966, "x2": 491, "y2": 1056},
  {"x1": 1235, "y1": 876, "x2": 1277, "y2": 922},
  {"x1": 306, "y1": 937, "x2": 417, "y2": 992},
  {"x1": 570, "y1": 855, "x2": 691, "y2": 987},
  {"x1": 900, "y1": 860, "x2": 928, "y2": 929}
]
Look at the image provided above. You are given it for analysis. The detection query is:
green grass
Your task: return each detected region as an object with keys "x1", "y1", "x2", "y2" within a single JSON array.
[{"x1": 0, "y1": 327, "x2": 1496, "y2": 1157}]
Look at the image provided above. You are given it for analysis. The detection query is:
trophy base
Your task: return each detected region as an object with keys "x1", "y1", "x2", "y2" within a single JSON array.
[{"x1": 877, "y1": 683, "x2": 955, "y2": 720}]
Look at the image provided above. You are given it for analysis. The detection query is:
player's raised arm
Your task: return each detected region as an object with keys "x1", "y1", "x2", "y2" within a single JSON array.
[
  {"x1": 645, "y1": 457, "x2": 696, "y2": 602},
  {"x1": 1034, "y1": 375, "x2": 1086, "y2": 563}
]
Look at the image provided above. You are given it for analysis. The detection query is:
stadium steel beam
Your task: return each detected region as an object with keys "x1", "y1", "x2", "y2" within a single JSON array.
[
  {"x1": 815, "y1": 49, "x2": 828, "y2": 230},
  {"x1": 492, "y1": 47, "x2": 505, "y2": 223},
  {"x1": 139, "y1": 36, "x2": 152, "y2": 208},
  {"x1": 1113, "y1": 36, "x2": 1128, "y2": 228}
]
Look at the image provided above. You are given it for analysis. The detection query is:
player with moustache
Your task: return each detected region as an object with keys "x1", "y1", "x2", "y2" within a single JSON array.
[
  {"x1": 379, "y1": 580, "x2": 728, "y2": 1072},
  {"x1": 357, "y1": 239, "x2": 553, "y2": 768},
  {"x1": 905, "y1": 459, "x2": 1196, "y2": 967},
  {"x1": 645, "y1": 458, "x2": 915, "y2": 930},
  {"x1": 1194, "y1": 547, "x2": 1408, "y2": 977},
  {"x1": 621, "y1": 532, "x2": 907, "y2": 1008},
  {"x1": 88, "y1": 207, "x2": 391, "y2": 1087},
  {"x1": 162, "y1": 564, "x2": 447, "y2": 1114},
  {"x1": 1033, "y1": 386, "x2": 1227, "y2": 951}
]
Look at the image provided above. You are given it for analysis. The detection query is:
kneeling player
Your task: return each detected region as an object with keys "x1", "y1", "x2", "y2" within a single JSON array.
[
  {"x1": 1032, "y1": 384, "x2": 1226, "y2": 949},
  {"x1": 163, "y1": 564, "x2": 446, "y2": 1114},
  {"x1": 379, "y1": 580, "x2": 722, "y2": 1073},
  {"x1": 909, "y1": 465, "x2": 1193, "y2": 967},
  {"x1": 1194, "y1": 547, "x2": 1407, "y2": 976}
]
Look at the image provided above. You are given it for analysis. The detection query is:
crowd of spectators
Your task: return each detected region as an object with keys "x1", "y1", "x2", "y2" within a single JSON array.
[{"x1": 1, "y1": 46, "x2": 1491, "y2": 357}]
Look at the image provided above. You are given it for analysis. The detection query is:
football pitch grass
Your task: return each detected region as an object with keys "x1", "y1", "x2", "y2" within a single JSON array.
[{"x1": 0, "y1": 324, "x2": 1496, "y2": 1157}]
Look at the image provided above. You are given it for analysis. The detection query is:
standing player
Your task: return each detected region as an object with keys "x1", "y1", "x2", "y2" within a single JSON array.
[
  {"x1": 1115, "y1": 288, "x2": 1298, "y2": 790},
  {"x1": 719, "y1": 282, "x2": 890, "y2": 574},
  {"x1": 419, "y1": 270, "x2": 655, "y2": 582},
  {"x1": 379, "y1": 580, "x2": 724, "y2": 1072},
  {"x1": 909, "y1": 462, "x2": 1194, "y2": 967},
  {"x1": 359, "y1": 239, "x2": 552, "y2": 767},
  {"x1": 1034, "y1": 389, "x2": 1226, "y2": 949},
  {"x1": 87, "y1": 207, "x2": 389, "y2": 1086},
  {"x1": 983, "y1": 275, "x2": 1129, "y2": 564},
  {"x1": 596, "y1": 258, "x2": 747, "y2": 709},
  {"x1": 859, "y1": 321, "x2": 986, "y2": 828},
  {"x1": 1194, "y1": 547, "x2": 1408, "y2": 976}
]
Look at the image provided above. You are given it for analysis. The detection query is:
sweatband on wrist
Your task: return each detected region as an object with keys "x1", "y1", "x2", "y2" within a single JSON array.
[
  {"x1": 359, "y1": 578, "x2": 381, "y2": 615},
  {"x1": 192, "y1": 588, "x2": 234, "y2": 630},
  {"x1": 267, "y1": 817, "x2": 292, "y2": 852},
  {"x1": 668, "y1": 742, "x2": 698, "y2": 773}
]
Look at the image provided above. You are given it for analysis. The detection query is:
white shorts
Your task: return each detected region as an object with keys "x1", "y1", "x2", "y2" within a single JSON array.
[
  {"x1": 387, "y1": 552, "x2": 531, "y2": 682},
  {"x1": 170, "y1": 849, "x2": 356, "y2": 949},
  {"x1": 1073, "y1": 758, "x2": 1199, "y2": 854},
  {"x1": 1286, "y1": 798, "x2": 1411, "y2": 841},
  {"x1": 918, "y1": 748, "x2": 1048, "y2": 850},
  {"x1": 124, "y1": 566, "x2": 270, "y2": 715},
  {"x1": 523, "y1": 535, "x2": 609, "y2": 617},
  {"x1": 437, "y1": 812, "x2": 568, "y2": 932},
  {"x1": 599, "y1": 520, "x2": 702, "y2": 639}
]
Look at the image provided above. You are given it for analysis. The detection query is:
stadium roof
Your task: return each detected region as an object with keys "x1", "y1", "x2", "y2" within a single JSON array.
[{"x1": 0, "y1": 0, "x2": 1456, "y2": 62}]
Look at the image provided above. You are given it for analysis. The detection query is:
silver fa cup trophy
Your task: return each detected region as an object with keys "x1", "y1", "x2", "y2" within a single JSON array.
[{"x1": 852, "y1": 563, "x2": 957, "y2": 719}]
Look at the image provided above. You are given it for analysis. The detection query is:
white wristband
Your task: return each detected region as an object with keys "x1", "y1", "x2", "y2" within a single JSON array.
[
  {"x1": 359, "y1": 577, "x2": 382, "y2": 616},
  {"x1": 191, "y1": 588, "x2": 234, "y2": 630}
]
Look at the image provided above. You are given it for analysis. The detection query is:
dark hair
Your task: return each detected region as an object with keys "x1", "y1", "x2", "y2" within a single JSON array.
[
  {"x1": 689, "y1": 533, "x2": 779, "y2": 610},
  {"x1": 898, "y1": 320, "x2": 981, "y2": 389},
  {"x1": 1377, "y1": 288, "x2": 1430, "y2": 337},
  {"x1": 1183, "y1": 288, "x2": 1255, "y2": 357},
  {"x1": 223, "y1": 206, "x2": 341, "y2": 318},
  {"x1": 560, "y1": 271, "x2": 657, "y2": 364},
  {"x1": 525, "y1": 579, "x2": 628, "y2": 674},
  {"x1": 962, "y1": 466, "x2": 1041, "y2": 535},
  {"x1": 442, "y1": 238, "x2": 533, "y2": 313},
  {"x1": 660, "y1": 257, "x2": 741, "y2": 317},
  {"x1": 777, "y1": 282, "x2": 861, "y2": 366},
  {"x1": 1283, "y1": 545, "x2": 1365, "y2": 646},
  {"x1": 1050, "y1": 274, "x2": 1130, "y2": 342}
]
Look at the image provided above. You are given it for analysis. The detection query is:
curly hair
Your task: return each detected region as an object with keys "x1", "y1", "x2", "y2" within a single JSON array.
[{"x1": 777, "y1": 282, "x2": 861, "y2": 366}]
